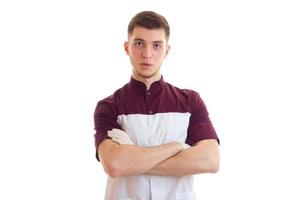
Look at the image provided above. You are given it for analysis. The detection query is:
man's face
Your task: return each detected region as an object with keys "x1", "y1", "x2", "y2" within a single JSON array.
[{"x1": 124, "y1": 26, "x2": 170, "y2": 80}]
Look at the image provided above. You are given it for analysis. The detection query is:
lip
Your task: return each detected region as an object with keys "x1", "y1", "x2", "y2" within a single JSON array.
[
  {"x1": 140, "y1": 63, "x2": 153, "y2": 67},
  {"x1": 140, "y1": 63, "x2": 153, "y2": 70}
]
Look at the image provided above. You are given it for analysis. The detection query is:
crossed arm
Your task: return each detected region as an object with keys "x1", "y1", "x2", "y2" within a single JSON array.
[
  {"x1": 98, "y1": 130, "x2": 219, "y2": 178},
  {"x1": 147, "y1": 139, "x2": 219, "y2": 176}
]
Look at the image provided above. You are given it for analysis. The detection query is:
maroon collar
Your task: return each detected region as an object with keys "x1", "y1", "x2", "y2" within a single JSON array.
[{"x1": 129, "y1": 76, "x2": 166, "y2": 94}]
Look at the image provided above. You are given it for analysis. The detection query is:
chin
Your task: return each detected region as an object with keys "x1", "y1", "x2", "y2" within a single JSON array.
[{"x1": 138, "y1": 71, "x2": 159, "y2": 79}]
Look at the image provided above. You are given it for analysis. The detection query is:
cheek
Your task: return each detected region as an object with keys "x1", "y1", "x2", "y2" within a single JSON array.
[
  {"x1": 155, "y1": 48, "x2": 166, "y2": 57},
  {"x1": 130, "y1": 49, "x2": 141, "y2": 58},
  {"x1": 155, "y1": 52, "x2": 165, "y2": 61}
]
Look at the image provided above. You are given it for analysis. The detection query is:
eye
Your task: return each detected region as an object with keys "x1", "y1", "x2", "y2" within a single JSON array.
[
  {"x1": 153, "y1": 43, "x2": 162, "y2": 49},
  {"x1": 134, "y1": 41, "x2": 144, "y2": 48}
]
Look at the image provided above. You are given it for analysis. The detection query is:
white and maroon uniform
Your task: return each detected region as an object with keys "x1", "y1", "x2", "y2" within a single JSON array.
[{"x1": 94, "y1": 77, "x2": 218, "y2": 200}]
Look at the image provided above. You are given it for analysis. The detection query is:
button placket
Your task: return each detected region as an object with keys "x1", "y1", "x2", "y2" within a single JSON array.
[{"x1": 145, "y1": 90, "x2": 153, "y2": 115}]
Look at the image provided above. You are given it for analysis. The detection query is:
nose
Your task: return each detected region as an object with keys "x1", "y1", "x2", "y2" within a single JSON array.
[{"x1": 142, "y1": 45, "x2": 152, "y2": 59}]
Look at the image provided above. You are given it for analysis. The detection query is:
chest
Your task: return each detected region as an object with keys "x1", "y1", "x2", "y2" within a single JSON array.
[{"x1": 117, "y1": 112, "x2": 191, "y2": 146}]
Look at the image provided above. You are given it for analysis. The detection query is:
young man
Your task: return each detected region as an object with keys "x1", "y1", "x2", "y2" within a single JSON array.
[{"x1": 94, "y1": 11, "x2": 220, "y2": 200}]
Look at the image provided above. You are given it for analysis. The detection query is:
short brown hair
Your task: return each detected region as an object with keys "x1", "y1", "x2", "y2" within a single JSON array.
[{"x1": 127, "y1": 11, "x2": 170, "y2": 40}]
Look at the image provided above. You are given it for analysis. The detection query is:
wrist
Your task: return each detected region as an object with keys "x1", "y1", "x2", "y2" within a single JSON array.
[
  {"x1": 174, "y1": 142, "x2": 184, "y2": 151},
  {"x1": 174, "y1": 142, "x2": 191, "y2": 150}
]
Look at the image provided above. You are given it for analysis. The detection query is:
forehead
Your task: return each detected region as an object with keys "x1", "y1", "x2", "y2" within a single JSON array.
[{"x1": 129, "y1": 26, "x2": 167, "y2": 43}]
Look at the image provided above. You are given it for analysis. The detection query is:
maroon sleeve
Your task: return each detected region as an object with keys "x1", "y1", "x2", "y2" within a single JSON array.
[
  {"x1": 186, "y1": 91, "x2": 219, "y2": 145},
  {"x1": 94, "y1": 95, "x2": 121, "y2": 161}
]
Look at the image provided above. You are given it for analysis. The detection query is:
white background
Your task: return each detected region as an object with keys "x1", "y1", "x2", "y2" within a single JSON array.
[{"x1": 0, "y1": 0, "x2": 299, "y2": 199}]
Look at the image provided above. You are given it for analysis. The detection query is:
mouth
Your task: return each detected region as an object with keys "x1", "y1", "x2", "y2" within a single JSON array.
[
  {"x1": 140, "y1": 63, "x2": 153, "y2": 67},
  {"x1": 140, "y1": 63, "x2": 153, "y2": 70}
]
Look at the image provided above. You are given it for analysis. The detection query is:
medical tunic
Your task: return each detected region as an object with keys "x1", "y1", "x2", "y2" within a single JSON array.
[{"x1": 94, "y1": 77, "x2": 218, "y2": 200}]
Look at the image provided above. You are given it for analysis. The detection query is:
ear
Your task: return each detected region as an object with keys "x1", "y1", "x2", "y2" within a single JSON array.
[
  {"x1": 124, "y1": 41, "x2": 129, "y2": 55},
  {"x1": 164, "y1": 44, "x2": 170, "y2": 58}
]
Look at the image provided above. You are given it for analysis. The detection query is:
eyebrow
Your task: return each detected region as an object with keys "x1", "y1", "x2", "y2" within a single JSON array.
[
  {"x1": 133, "y1": 38, "x2": 164, "y2": 44},
  {"x1": 133, "y1": 38, "x2": 145, "y2": 42}
]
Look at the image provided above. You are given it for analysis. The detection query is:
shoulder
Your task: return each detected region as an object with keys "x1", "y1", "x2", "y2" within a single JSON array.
[
  {"x1": 95, "y1": 83, "x2": 129, "y2": 111},
  {"x1": 98, "y1": 83, "x2": 129, "y2": 103},
  {"x1": 165, "y1": 82, "x2": 202, "y2": 102},
  {"x1": 164, "y1": 82, "x2": 206, "y2": 114}
]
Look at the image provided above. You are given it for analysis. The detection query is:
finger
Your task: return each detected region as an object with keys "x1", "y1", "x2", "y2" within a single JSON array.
[
  {"x1": 108, "y1": 132, "x2": 122, "y2": 138},
  {"x1": 108, "y1": 134, "x2": 115, "y2": 139},
  {"x1": 111, "y1": 138, "x2": 119, "y2": 143},
  {"x1": 110, "y1": 133, "x2": 126, "y2": 139},
  {"x1": 112, "y1": 138, "x2": 123, "y2": 145},
  {"x1": 108, "y1": 129, "x2": 122, "y2": 134},
  {"x1": 108, "y1": 132, "x2": 122, "y2": 139},
  {"x1": 112, "y1": 128, "x2": 123, "y2": 132}
]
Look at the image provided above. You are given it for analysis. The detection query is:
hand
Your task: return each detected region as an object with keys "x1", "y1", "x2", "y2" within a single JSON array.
[
  {"x1": 180, "y1": 143, "x2": 191, "y2": 150},
  {"x1": 108, "y1": 128, "x2": 134, "y2": 145}
]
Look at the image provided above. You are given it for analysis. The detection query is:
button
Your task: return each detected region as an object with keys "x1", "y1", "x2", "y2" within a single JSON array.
[
  {"x1": 149, "y1": 110, "x2": 153, "y2": 114},
  {"x1": 147, "y1": 91, "x2": 151, "y2": 95}
]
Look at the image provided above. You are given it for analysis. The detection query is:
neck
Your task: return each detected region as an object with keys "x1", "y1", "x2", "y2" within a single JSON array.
[{"x1": 132, "y1": 73, "x2": 161, "y2": 90}]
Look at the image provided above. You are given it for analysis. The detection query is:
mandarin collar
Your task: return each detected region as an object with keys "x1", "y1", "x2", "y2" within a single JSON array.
[{"x1": 129, "y1": 76, "x2": 165, "y2": 93}]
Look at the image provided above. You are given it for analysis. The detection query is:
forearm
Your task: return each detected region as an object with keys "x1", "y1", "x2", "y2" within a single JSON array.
[
  {"x1": 147, "y1": 140, "x2": 220, "y2": 176},
  {"x1": 98, "y1": 139, "x2": 183, "y2": 177}
]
